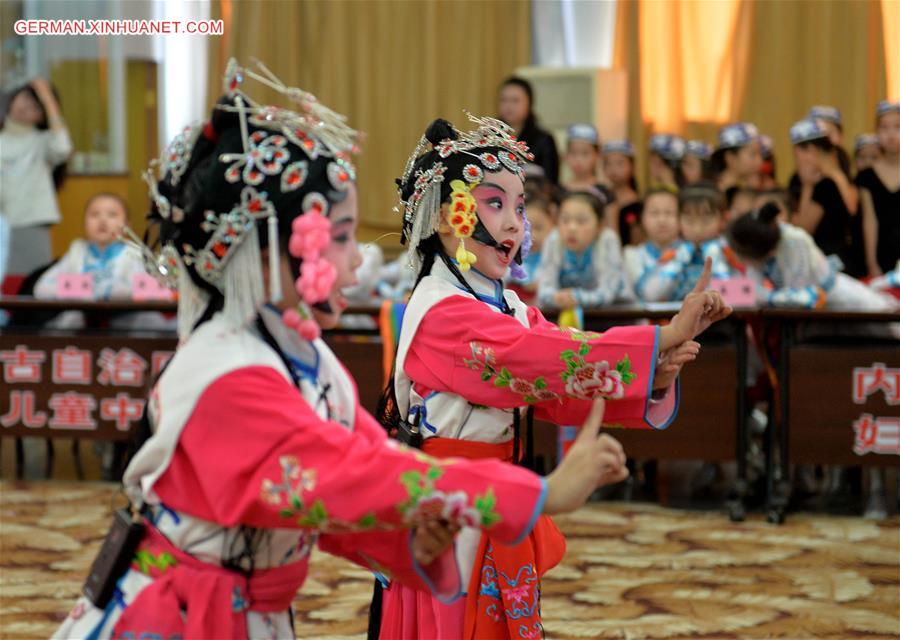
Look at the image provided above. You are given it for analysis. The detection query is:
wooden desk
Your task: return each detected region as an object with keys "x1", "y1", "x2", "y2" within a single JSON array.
[{"x1": 760, "y1": 308, "x2": 899, "y2": 523}]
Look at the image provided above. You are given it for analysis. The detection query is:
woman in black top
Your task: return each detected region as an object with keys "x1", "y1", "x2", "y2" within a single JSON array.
[
  {"x1": 497, "y1": 76, "x2": 560, "y2": 185},
  {"x1": 857, "y1": 101, "x2": 900, "y2": 277},
  {"x1": 788, "y1": 117, "x2": 863, "y2": 276}
]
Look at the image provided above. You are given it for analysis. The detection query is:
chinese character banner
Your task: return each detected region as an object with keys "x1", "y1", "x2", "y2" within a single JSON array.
[{"x1": 0, "y1": 335, "x2": 175, "y2": 440}]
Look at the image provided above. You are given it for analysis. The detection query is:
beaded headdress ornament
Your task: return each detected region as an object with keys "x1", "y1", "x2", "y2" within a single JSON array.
[
  {"x1": 396, "y1": 113, "x2": 534, "y2": 275},
  {"x1": 128, "y1": 58, "x2": 360, "y2": 339}
]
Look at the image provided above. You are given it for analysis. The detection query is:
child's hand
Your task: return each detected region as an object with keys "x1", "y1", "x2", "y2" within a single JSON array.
[
  {"x1": 664, "y1": 257, "x2": 732, "y2": 348},
  {"x1": 411, "y1": 519, "x2": 460, "y2": 566},
  {"x1": 554, "y1": 289, "x2": 578, "y2": 308},
  {"x1": 544, "y1": 399, "x2": 629, "y2": 515},
  {"x1": 653, "y1": 340, "x2": 700, "y2": 389}
]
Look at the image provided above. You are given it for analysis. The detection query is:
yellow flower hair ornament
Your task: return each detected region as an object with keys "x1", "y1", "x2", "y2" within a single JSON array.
[{"x1": 448, "y1": 179, "x2": 478, "y2": 271}]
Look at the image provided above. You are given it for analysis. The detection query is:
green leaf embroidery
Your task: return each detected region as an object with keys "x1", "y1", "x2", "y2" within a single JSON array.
[
  {"x1": 524, "y1": 395, "x2": 537, "y2": 404},
  {"x1": 578, "y1": 342, "x2": 591, "y2": 356},
  {"x1": 534, "y1": 377, "x2": 547, "y2": 390},
  {"x1": 499, "y1": 367, "x2": 512, "y2": 381},
  {"x1": 291, "y1": 494, "x2": 304, "y2": 510},
  {"x1": 134, "y1": 550, "x2": 177, "y2": 574},
  {"x1": 615, "y1": 355, "x2": 637, "y2": 385},
  {"x1": 280, "y1": 508, "x2": 294, "y2": 519},
  {"x1": 481, "y1": 371, "x2": 491, "y2": 382},
  {"x1": 426, "y1": 466, "x2": 444, "y2": 481},
  {"x1": 560, "y1": 349, "x2": 576, "y2": 360},
  {"x1": 474, "y1": 489, "x2": 501, "y2": 528},
  {"x1": 297, "y1": 499, "x2": 328, "y2": 527},
  {"x1": 494, "y1": 377, "x2": 509, "y2": 388},
  {"x1": 357, "y1": 512, "x2": 377, "y2": 529}
]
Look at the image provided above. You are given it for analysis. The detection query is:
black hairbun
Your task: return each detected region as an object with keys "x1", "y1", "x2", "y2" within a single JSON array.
[
  {"x1": 757, "y1": 201, "x2": 781, "y2": 224},
  {"x1": 424, "y1": 118, "x2": 457, "y2": 146}
]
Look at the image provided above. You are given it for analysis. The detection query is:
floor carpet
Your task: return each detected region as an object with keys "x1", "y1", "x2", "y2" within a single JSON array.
[{"x1": 1, "y1": 481, "x2": 898, "y2": 639}]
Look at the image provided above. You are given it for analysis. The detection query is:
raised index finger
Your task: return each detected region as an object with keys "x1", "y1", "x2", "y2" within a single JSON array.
[{"x1": 692, "y1": 256, "x2": 713, "y2": 294}]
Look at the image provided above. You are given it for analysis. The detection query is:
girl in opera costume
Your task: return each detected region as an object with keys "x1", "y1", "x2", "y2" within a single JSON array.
[
  {"x1": 53, "y1": 60, "x2": 633, "y2": 640},
  {"x1": 374, "y1": 115, "x2": 732, "y2": 639}
]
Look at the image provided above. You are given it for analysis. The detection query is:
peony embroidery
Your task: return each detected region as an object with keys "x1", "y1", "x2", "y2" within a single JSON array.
[
  {"x1": 563, "y1": 360, "x2": 627, "y2": 400},
  {"x1": 464, "y1": 342, "x2": 559, "y2": 404},
  {"x1": 559, "y1": 331, "x2": 636, "y2": 400},
  {"x1": 465, "y1": 333, "x2": 636, "y2": 403},
  {"x1": 398, "y1": 464, "x2": 500, "y2": 528}
]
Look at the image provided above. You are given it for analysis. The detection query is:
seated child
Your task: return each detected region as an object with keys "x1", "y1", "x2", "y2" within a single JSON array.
[
  {"x1": 681, "y1": 140, "x2": 712, "y2": 186},
  {"x1": 869, "y1": 260, "x2": 900, "y2": 294},
  {"x1": 34, "y1": 193, "x2": 162, "y2": 330},
  {"x1": 624, "y1": 188, "x2": 686, "y2": 302},
  {"x1": 537, "y1": 189, "x2": 633, "y2": 308},
  {"x1": 35, "y1": 193, "x2": 143, "y2": 300},
  {"x1": 726, "y1": 203, "x2": 899, "y2": 319},
  {"x1": 725, "y1": 186, "x2": 758, "y2": 222},
  {"x1": 563, "y1": 123, "x2": 606, "y2": 191},
  {"x1": 602, "y1": 140, "x2": 643, "y2": 245},
  {"x1": 758, "y1": 134, "x2": 779, "y2": 191},
  {"x1": 648, "y1": 133, "x2": 686, "y2": 191},
  {"x1": 674, "y1": 183, "x2": 735, "y2": 299},
  {"x1": 506, "y1": 191, "x2": 554, "y2": 299}
]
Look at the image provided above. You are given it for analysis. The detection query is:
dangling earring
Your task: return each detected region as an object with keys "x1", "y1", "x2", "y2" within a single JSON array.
[{"x1": 448, "y1": 180, "x2": 478, "y2": 272}]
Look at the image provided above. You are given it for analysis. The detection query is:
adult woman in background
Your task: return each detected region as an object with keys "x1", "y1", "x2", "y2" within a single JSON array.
[
  {"x1": 0, "y1": 78, "x2": 71, "y2": 277},
  {"x1": 497, "y1": 76, "x2": 560, "y2": 186}
]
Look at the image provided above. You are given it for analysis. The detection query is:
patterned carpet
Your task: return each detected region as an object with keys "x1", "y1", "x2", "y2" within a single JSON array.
[{"x1": 1, "y1": 481, "x2": 898, "y2": 639}]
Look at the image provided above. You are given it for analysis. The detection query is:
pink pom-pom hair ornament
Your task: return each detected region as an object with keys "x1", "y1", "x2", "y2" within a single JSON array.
[
  {"x1": 289, "y1": 209, "x2": 332, "y2": 259},
  {"x1": 281, "y1": 200, "x2": 336, "y2": 340},
  {"x1": 282, "y1": 306, "x2": 321, "y2": 341},
  {"x1": 288, "y1": 205, "x2": 336, "y2": 306}
]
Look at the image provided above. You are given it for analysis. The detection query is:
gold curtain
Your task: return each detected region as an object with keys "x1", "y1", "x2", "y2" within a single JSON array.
[
  {"x1": 612, "y1": 0, "x2": 648, "y2": 190},
  {"x1": 884, "y1": 0, "x2": 899, "y2": 100},
  {"x1": 617, "y1": 0, "x2": 888, "y2": 187},
  {"x1": 738, "y1": 0, "x2": 886, "y2": 183},
  {"x1": 207, "y1": 0, "x2": 530, "y2": 246}
]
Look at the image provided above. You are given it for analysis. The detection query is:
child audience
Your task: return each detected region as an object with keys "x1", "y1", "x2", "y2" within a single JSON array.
[
  {"x1": 537, "y1": 189, "x2": 632, "y2": 308},
  {"x1": 681, "y1": 140, "x2": 712, "y2": 186},
  {"x1": 712, "y1": 122, "x2": 762, "y2": 193},
  {"x1": 506, "y1": 191, "x2": 555, "y2": 300},
  {"x1": 648, "y1": 134, "x2": 686, "y2": 191},
  {"x1": 602, "y1": 140, "x2": 643, "y2": 245},
  {"x1": 624, "y1": 188, "x2": 685, "y2": 302},
  {"x1": 35, "y1": 193, "x2": 143, "y2": 301}
]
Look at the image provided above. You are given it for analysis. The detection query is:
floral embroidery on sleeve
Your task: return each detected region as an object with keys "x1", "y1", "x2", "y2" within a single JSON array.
[
  {"x1": 464, "y1": 343, "x2": 559, "y2": 404},
  {"x1": 398, "y1": 463, "x2": 501, "y2": 528},
  {"x1": 261, "y1": 455, "x2": 332, "y2": 528},
  {"x1": 560, "y1": 339, "x2": 636, "y2": 401},
  {"x1": 261, "y1": 452, "x2": 499, "y2": 531},
  {"x1": 464, "y1": 333, "x2": 637, "y2": 403}
]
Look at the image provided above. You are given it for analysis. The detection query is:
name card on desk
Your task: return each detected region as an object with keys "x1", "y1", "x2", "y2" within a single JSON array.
[
  {"x1": 56, "y1": 274, "x2": 94, "y2": 300},
  {"x1": 131, "y1": 274, "x2": 176, "y2": 301},
  {"x1": 710, "y1": 277, "x2": 756, "y2": 307}
]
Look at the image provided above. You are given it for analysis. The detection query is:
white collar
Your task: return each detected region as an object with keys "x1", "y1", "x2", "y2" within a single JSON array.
[{"x1": 430, "y1": 256, "x2": 505, "y2": 305}]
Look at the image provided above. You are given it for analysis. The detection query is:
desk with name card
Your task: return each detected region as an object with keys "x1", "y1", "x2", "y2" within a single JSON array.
[
  {"x1": 0, "y1": 297, "x2": 383, "y2": 478},
  {"x1": 4, "y1": 296, "x2": 897, "y2": 524},
  {"x1": 758, "y1": 308, "x2": 900, "y2": 524}
]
